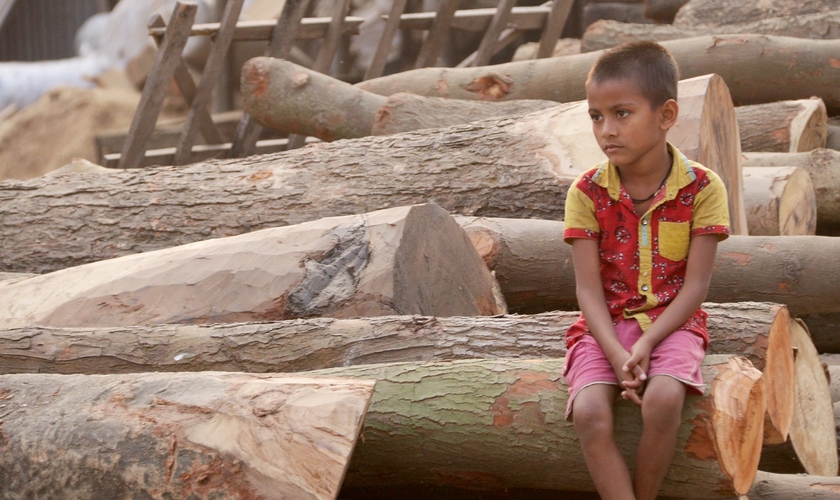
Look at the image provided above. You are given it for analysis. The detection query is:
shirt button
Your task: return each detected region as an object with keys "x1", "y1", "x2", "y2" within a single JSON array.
[
  {"x1": 641, "y1": 284, "x2": 649, "y2": 292},
  {"x1": 641, "y1": 218, "x2": 649, "y2": 226}
]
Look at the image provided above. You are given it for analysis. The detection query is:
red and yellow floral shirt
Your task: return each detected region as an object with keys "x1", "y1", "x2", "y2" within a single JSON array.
[{"x1": 563, "y1": 143, "x2": 730, "y2": 349}]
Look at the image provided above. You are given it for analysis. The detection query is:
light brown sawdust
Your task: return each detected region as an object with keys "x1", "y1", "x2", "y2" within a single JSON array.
[{"x1": 0, "y1": 85, "x2": 140, "y2": 181}]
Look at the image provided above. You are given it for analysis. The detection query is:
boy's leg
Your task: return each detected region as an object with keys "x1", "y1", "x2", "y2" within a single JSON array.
[
  {"x1": 633, "y1": 375, "x2": 686, "y2": 500},
  {"x1": 573, "y1": 384, "x2": 636, "y2": 500}
]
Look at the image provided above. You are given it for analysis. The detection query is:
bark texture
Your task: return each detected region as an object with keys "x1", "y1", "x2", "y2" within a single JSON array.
[
  {"x1": 743, "y1": 149, "x2": 840, "y2": 235},
  {"x1": 673, "y1": 0, "x2": 840, "y2": 28},
  {"x1": 736, "y1": 98, "x2": 828, "y2": 153},
  {"x1": 457, "y1": 217, "x2": 840, "y2": 318},
  {"x1": 759, "y1": 319, "x2": 838, "y2": 476},
  {"x1": 0, "y1": 74, "x2": 745, "y2": 273},
  {"x1": 0, "y1": 203, "x2": 506, "y2": 328},
  {"x1": 747, "y1": 471, "x2": 840, "y2": 500},
  {"x1": 581, "y1": 12, "x2": 840, "y2": 52},
  {"x1": 0, "y1": 372, "x2": 375, "y2": 500},
  {"x1": 308, "y1": 356, "x2": 765, "y2": 498},
  {"x1": 743, "y1": 166, "x2": 817, "y2": 236},
  {"x1": 240, "y1": 57, "x2": 556, "y2": 140},
  {"x1": 356, "y1": 35, "x2": 840, "y2": 113}
]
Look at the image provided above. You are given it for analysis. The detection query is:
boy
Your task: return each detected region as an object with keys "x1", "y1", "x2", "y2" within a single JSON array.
[{"x1": 562, "y1": 42, "x2": 730, "y2": 500}]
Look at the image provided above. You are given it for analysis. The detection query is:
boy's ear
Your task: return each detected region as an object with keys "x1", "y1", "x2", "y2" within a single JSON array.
[{"x1": 659, "y1": 98, "x2": 679, "y2": 129}]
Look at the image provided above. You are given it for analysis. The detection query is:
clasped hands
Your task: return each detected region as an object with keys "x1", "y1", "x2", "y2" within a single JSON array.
[{"x1": 614, "y1": 339, "x2": 653, "y2": 406}]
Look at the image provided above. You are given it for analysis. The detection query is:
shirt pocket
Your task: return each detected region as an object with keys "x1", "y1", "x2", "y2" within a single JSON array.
[{"x1": 658, "y1": 221, "x2": 690, "y2": 261}]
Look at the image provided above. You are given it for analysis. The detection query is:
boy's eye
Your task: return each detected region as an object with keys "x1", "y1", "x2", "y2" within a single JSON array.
[
  {"x1": 617, "y1": 110, "x2": 630, "y2": 117},
  {"x1": 589, "y1": 113, "x2": 602, "y2": 122}
]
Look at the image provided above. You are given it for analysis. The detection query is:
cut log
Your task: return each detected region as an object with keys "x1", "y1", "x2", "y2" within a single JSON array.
[
  {"x1": 742, "y1": 166, "x2": 817, "y2": 236},
  {"x1": 673, "y1": 0, "x2": 840, "y2": 28},
  {"x1": 0, "y1": 75, "x2": 744, "y2": 274},
  {"x1": 736, "y1": 98, "x2": 828, "y2": 153},
  {"x1": 306, "y1": 356, "x2": 764, "y2": 497},
  {"x1": 643, "y1": 0, "x2": 689, "y2": 23},
  {"x1": 580, "y1": 11, "x2": 840, "y2": 52},
  {"x1": 827, "y1": 124, "x2": 840, "y2": 150},
  {"x1": 759, "y1": 319, "x2": 838, "y2": 476},
  {"x1": 241, "y1": 63, "x2": 746, "y2": 234},
  {"x1": 0, "y1": 371, "x2": 376, "y2": 499},
  {"x1": 355, "y1": 35, "x2": 840, "y2": 113},
  {"x1": 239, "y1": 57, "x2": 557, "y2": 140},
  {"x1": 743, "y1": 149, "x2": 840, "y2": 235},
  {"x1": 0, "y1": 272, "x2": 35, "y2": 284},
  {"x1": 747, "y1": 471, "x2": 840, "y2": 500},
  {"x1": 0, "y1": 203, "x2": 506, "y2": 329},
  {"x1": 456, "y1": 217, "x2": 840, "y2": 318}
]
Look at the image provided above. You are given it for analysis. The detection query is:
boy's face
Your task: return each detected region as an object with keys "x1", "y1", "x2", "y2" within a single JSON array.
[{"x1": 586, "y1": 77, "x2": 675, "y2": 171}]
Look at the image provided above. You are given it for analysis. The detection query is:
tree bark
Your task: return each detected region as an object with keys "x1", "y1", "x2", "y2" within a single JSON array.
[
  {"x1": 306, "y1": 356, "x2": 765, "y2": 498},
  {"x1": 747, "y1": 471, "x2": 840, "y2": 500},
  {"x1": 759, "y1": 319, "x2": 838, "y2": 477},
  {"x1": 582, "y1": 2, "x2": 651, "y2": 28},
  {"x1": 742, "y1": 166, "x2": 817, "y2": 236},
  {"x1": 0, "y1": 371, "x2": 375, "y2": 500},
  {"x1": 743, "y1": 149, "x2": 840, "y2": 235},
  {"x1": 643, "y1": 0, "x2": 689, "y2": 23},
  {"x1": 355, "y1": 35, "x2": 840, "y2": 113},
  {"x1": 456, "y1": 216, "x2": 840, "y2": 318},
  {"x1": 240, "y1": 57, "x2": 557, "y2": 140},
  {"x1": 0, "y1": 74, "x2": 745, "y2": 274},
  {"x1": 736, "y1": 98, "x2": 828, "y2": 153},
  {"x1": 0, "y1": 203, "x2": 506, "y2": 329},
  {"x1": 0, "y1": 301, "x2": 794, "y2": 448},
  {"x1": 673, "y1": 0, "x2": 840, "y2": 28},
  {"x1": 580, "y1": 11, "x2": 840, "y2": 52}
]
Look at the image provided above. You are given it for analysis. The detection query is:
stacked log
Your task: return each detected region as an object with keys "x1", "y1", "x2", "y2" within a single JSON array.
[
  {"x1": 0, "y1": 203, "x2": 506, "y2": 328},
  {"x1": 742, "y1": 166, "x2": 816, "y2": 236},
  {"x1": 0, "y1": 371, "x2": 376, "y2": 499},
  {"x1": 0, "y1": 73, "x2": 746, "y2": 274},
  {"x1": 736, "y1": 98, "x2": 828, "y2": 153},
  {"x1": 743, "y1": 149, "x2": 840, "y2": 236}
]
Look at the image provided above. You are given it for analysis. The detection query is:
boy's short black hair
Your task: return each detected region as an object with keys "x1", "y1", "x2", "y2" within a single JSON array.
[{"x1": 586, "y1": 41, "x2": 679, "y2": 108}]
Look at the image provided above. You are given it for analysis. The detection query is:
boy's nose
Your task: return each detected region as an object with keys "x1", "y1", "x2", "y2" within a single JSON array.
[{"x1": 600, "y1": 118, "x2": 617, "y2": 137}]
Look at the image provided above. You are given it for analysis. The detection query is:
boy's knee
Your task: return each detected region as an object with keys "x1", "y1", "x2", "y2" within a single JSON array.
[
  {"x1": 642, "y1": 377, "x2": 686, "y2": 427},
  {"x1": 573, "y1": 393, "x2": 614, "y2": 441}
]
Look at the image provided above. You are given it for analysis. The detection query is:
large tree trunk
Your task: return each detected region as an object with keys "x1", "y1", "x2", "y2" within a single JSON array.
[
  {"x1": 456, "y1": 217, "x2": 840, "y2": 318},
  {"x1": 0, "y1": 75, "x2": 745, "y2": 274},
  {"x1": 643, "y1": 0, "x2": 689, "y2": 23},
  {"x1": 241, "y1": 63, "x2": 746, "y2": 234},
  {"x1": 0, "y1": 371, "x2": 375, "y2": 500},
  {"x1": 759, "y1": 319, "x2": 838, "y2": 476},
  {"x1": 736, "y1": 98, "x2": 828, "y2": 153},
  {"x1": 0, "y1": 203, "x2": 506, "y2": 329},
  {"x1": 239, "y1": 57, "x2": 556, "y2": 140},
  {"x1": 580, "y1": 11, "x2": 840, "y2": 52},
  {"x1": 743, "y1": 149, "x2": 840, "y2": 235},
  {"x1": 673, "y1": 0, "x2": 840, "y2": 28},
  {"x1": 742, "y1": 166, "x2": 817, "y2": 236},
  {"x1": 747, "y1": 471, "x2": 840, "y2": 500},
  {"x1": 582, "y1": 2, "x2": 650, "y2": 27},
  {"x1": 307, "y1": 356, "x2": 765, "y2": 498},
  {"x1": 355, "y1": 35, "x2": 840, "y2": 113}
]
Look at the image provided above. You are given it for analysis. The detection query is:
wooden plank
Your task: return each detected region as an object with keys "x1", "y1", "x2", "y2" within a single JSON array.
[
  {"x1": 414, "y1": 0, "x2": 460, "y2": 68},
  {"x1": 102, "y1": 138, "x2": 321, "y2": 169},
  {"x1": 472, "y1": 0, "x2": 516, "y2": 67},
  {"x1": 363, "y1": 0, "x2": 408, "y2": 80},
  {"x1": 395, "y1": 5, "x2": 551, "y2": 31},
  {"x1": 149, "y1": 16, "x2": 364, "y2": 41},
  {"x1": 173, "y1": 0, "x2": 246, "y2": 165},
  {"x1": 538, "y1": 0, "x2": 574, "y2": 58},
  {"x1": 229, "y1": 0, "x2": 312, "y2": 159},
  {"x1": 0, "y1": 0, "x2": 16, "y2": 30},
  {"x1": 313, "y1": 0, "x2": 353, "y2": 72},
  {"x1": 118, "y1": 3, "x2": 197, "y2": 169},
  {"x1": 456, "y1": 27, "x2": 524, "y2": 68}
]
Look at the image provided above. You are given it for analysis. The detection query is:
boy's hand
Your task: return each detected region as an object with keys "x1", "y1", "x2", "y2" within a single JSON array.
[
  {"x1": 610, "y1": 350, "x2": 646, "y2": 406},
  {"x1": 620, "y1": 338, "x2": 653, "y2": 405}
]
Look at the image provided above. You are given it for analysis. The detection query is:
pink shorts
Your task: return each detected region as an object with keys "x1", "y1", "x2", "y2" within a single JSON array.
[{"x1": 563, "y1": 319, "x2": 706, "y2": 420}]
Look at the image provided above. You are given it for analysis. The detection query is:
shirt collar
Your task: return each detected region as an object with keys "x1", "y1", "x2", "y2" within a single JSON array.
[{"x1": 592, "y1": 142, "x2": 696, "y2": 202}]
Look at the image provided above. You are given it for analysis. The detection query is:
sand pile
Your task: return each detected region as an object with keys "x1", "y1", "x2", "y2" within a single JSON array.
[{"x1": 0, "y1": 85, "x2": 140, "y2": 181}]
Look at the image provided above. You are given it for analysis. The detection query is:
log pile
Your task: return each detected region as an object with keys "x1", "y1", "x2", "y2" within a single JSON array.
[{"x1": 2, "y1": 0, "x2": 840, "y2": 497}]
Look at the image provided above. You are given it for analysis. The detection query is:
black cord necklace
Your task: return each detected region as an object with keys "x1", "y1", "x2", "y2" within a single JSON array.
[{"x1": 629, "y1": 163, "x2": 672, "y2": 204}]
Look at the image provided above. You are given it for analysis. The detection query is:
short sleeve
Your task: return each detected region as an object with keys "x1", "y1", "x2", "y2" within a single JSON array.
[
  {"x1": 564, "y1": 175, "x2": 600, "y2": 244},
  {"x1": 691, "y1": 169, "x2": 730, "y2": 241}
]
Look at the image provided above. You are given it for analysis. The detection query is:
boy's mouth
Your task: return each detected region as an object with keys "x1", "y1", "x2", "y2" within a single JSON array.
[{"x1": 603, "y1": 143, "x2": 620, "y2": 153}]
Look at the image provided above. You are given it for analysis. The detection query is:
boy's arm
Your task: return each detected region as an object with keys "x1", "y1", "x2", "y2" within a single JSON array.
[
  {"x1": 571, "y1": 238, "x2": 646, "y2": 404},
  {"x1": 623, "y1": 234, "x2": 719, "y2": 371}
]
